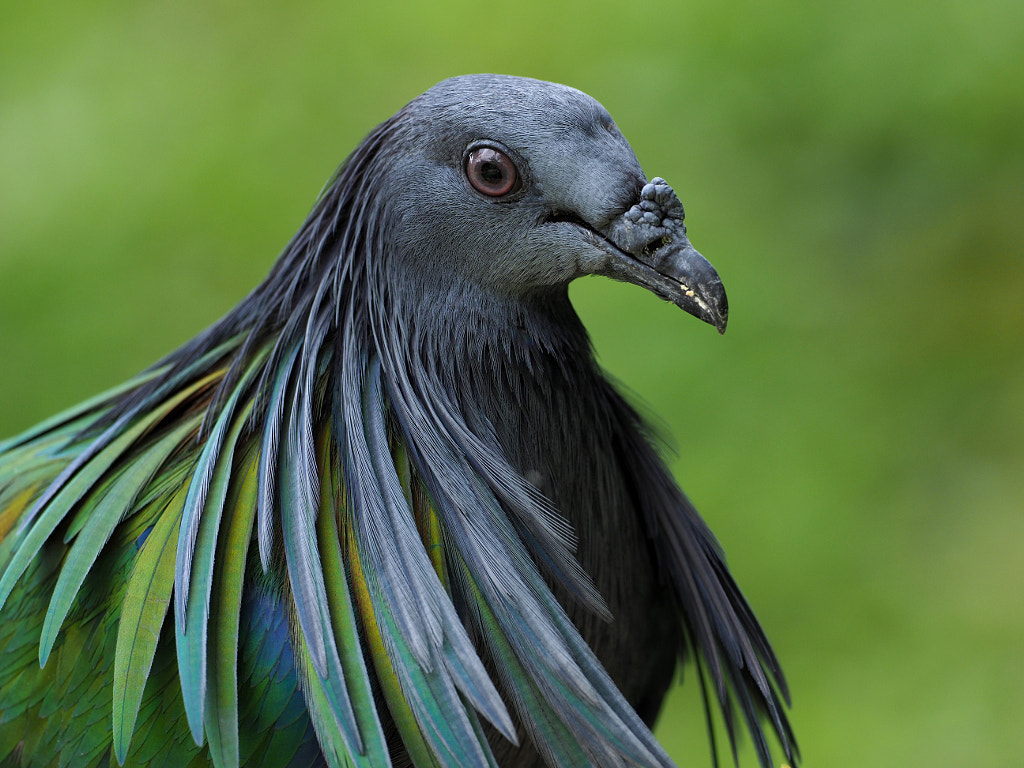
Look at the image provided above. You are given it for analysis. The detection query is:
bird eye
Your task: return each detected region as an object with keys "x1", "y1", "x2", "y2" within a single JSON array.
[{"x1": 465, "y1": 147, "x2": 519, "y2": 197}]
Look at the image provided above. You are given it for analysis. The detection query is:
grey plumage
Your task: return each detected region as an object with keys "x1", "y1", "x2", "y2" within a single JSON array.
[{"x1": 0, "y1": 74, "x2": 795, "y2": 768}]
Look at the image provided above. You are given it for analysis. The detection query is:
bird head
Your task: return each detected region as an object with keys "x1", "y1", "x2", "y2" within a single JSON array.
[{"x1": 374, "y1": 74, "x2": 728, "y2": 333}]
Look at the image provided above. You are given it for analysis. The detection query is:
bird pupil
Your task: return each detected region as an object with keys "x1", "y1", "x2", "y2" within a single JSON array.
[{"x1": 481, "y1": 163, "x2": 503, "y2": 183}]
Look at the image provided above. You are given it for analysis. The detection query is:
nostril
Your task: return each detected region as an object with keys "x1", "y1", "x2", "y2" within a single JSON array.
[{"x1": 640, "y1": 235, "x2": 671, "y2": 260}]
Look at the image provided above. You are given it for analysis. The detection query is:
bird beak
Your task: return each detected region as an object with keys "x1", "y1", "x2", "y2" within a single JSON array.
[{"x1": 594, "y1": 178, "x2": 728, "y2": 334}]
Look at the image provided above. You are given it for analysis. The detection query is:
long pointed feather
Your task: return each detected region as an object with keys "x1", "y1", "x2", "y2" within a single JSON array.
[
  {"x1": 348, "y1": 523, "x2": 496, "y2": 767},
  {"x1": 0, "y1": 367, "x2": 165, "y2": 455},
  {"x1": 280, "y1": 399, "x2": 329, "y2": 677},
  {"x1": 175, "y1": 349, "x2": 269, "y2": 632},
  {"x1": 204, "y1": 449, "x2": 260, "y2": 768},
  {"x1": 256, "y1": 344, "x2": 300, "y2": 573},
  {"x1": 330, "y1": 353, "x2": 509, "y2": 765},
  {"x1": 291, "y1": 625, "x2": 360, "y2": 768},
  {"x1": 613, "y1": 400, "x2": 797, "y2": 767},
  {"x1": 39, "y1": 416, "x2": 201, "y2": 666},
  {"x1": 357, "y1": 359, "x2": 514, "y2": 740},
  {"x1": 112, "y1": 484, "x2": 188, "y2": 764},
  {"x1": 315, "y1": 435, "x2": 391, "y2": 764},
  {"x1": 423, "y1": 378, "x2": 608, "y2": 619},
  {"x1": 345, "y1": 532, "x2": 440, "y2": 768},
  {"x1": 0, "y1": 438, "x2": 69, "y2": 500},
  {"x1": 386, "y1": 385, "x2": 674, "y2": 767},
  {"x1": 0, "y1": 371, "x2": 221, "y2": 614},
  {"x1": 279, "y1": 391, "x2": 385, "y2": 765},
  {"x1": 454, "y1": 558, "x2": 591, "y2": 768},
  {"x1": 176, "y1": 398, "x2": 255, "y2": 747}
]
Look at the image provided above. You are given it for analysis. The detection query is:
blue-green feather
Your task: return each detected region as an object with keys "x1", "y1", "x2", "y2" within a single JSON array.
[
  {"x1": 40, "y1": 416, "x2": 200, "y2": 667},
  {"x1": 176, "y1": 397, "x2": 255, "y2": 747},
  {"x1": 315, "y1": 437, "x2": 391, "y2": 765},
  {"x1": 0, "y1": 375, "x2": 217, "y2": 616},
  {"x1": 256, "y1": 344, "x2": 300, "y2": 574},
  {"x1": 204, "y1": 448, "x2": 260, "y2": 768},
  {"x1": 355, "y1": 359, "x2": 514, "y2": 742},
  {"x1": 278, "y1": 375, "x2": 390, "y2": 767},
  {"x1": 175, "y1": 349, "x2": 268, "y2": 634}
]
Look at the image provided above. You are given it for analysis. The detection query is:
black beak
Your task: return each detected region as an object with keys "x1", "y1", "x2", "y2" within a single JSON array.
[{"x1": 595, "y1": 177, "x2": 728, "y2": 334}]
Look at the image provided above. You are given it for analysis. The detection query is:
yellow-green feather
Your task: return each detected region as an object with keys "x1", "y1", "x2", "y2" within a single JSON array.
[
  {"x1": 393, "y1": 442, "x2": 448, "y2": 592},
  {"x1": 112, "y1": 483, "x2": 188, "y2": 764},
  {"x1": 177, "y1": 397, "x2": 255, "y2": 749},
  {"x1": 204, "y1": 448, "x2": 260, "y2": 768},
  {"x1": 0, "y1": 484, "x2": 39, "y2": 543},
  {"x1": 39, "y1": 416, "x2": 201, "y2": 667},
  {"x1": 344, "y1": 509, "x2": 440, "y2": 768},
  {"x1": 0, "y1": 370, "x2": 222, "y2": 616},
  {"x1": 315, "y1": 432, "x2": 393, "y2": 763},
  {"x1": 293, "y1": 622, "x2": 360, "y2": 768}
]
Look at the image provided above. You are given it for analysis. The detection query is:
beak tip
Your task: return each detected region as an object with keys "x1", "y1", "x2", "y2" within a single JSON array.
[
  {"x1": 693, "y1": 280, "x2": 727, "y2": 334},
  {"x1": 715, "y1": 294, "x2": 728, "y2": 334}
]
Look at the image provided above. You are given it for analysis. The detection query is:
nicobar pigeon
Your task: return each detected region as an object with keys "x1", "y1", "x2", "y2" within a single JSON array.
[{"x1": 0, "y1": 75, "x2": 796, "y2": 768}]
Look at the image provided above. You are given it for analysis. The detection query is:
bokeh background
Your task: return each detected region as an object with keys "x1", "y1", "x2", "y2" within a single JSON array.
[{"x1": 1, "y1": 1, "x2": 1021, "y2": 765}]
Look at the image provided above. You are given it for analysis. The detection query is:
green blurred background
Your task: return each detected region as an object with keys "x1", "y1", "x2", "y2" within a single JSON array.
[{"x1": 1, "y1": 1, "x2": 1021, "y2": 765}]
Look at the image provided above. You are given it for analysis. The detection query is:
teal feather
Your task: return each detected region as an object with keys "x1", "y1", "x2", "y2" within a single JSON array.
[
  {"x1": 112, "y1": 486, "x2": 187, "y2": 763},
  {"x1": 0, "y1": 373, "x2": 218, "y2": 616},
  {"x1": 456, "y1": 563, "x2": 591, "y2": 768},
  {"x1": 278, "y1": 385, "x2": 390, "y2": 767},
  {"x1": 256, "y1": 344, "x2": 300, "y2": 573},
  {"x1": 176, "y1": 397, "x2": 255, "y2": 747},
  {"x1": 356, "y1": 359, "x2": 514, "y2": 742},
  {"x1": 204, "y1": 449, "x2": 259, "y2": 768},
  {"x1": 459, "y1": 512, "x2": 670, "y2": 768},
  {"x1": 343, "y1": 402, "x2": 497, "y2": 765},
  {"x1": 344, "y1": 512, "x2": 441, "y2": 768},
  {"x1": 314, "y1": 436, "x2": 391, "y2": 763},
  {"x1": 175, "y1": 349, "x2": 268, "y2": 633},
  {"x1": 359, "y1": 577, "x2": 494, "y2": 766},
  {"x1": 291, "y1": 629, "x2": 360, "y2": 768},
  {"x1": 40, "y1": 416, "x2": 200, "y2": 666},
  {"x1": 397, "y1": 406, "x2": 674, "y2": 766}
]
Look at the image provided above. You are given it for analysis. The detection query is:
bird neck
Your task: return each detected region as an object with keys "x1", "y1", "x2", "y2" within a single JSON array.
[{"x1": 398, "y1": 279, "x2": 595, "y2": 380}]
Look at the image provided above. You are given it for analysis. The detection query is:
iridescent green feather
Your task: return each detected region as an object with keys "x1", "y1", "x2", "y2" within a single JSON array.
[
  {"x1": 176, "y1": 398, "x2": 256, "y2": 749},
  {"x1": 204, "y1": 449, "x2": 260, "y2": 768},
  {"x1": 279, "y1": 421, "x2": 389, "y2": 768},
  {"x1": 0, "y1": 371, "x2": 222, "y2": 615},
  {"x1": 292, "y1": 623, "x2": 360, "y2": 768},
  {"x1": 112, "y1": 484, "x2": 189, "y2": 763},
  {"x1": 344, "y1": 515, "x2": 439, "y2": 768},
  {"x1": 40, "y1": 416, "x2": 201, "y2": 666},
  {"x1": 315, "y1": 432, "x2": 391, "y2": 762}
]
